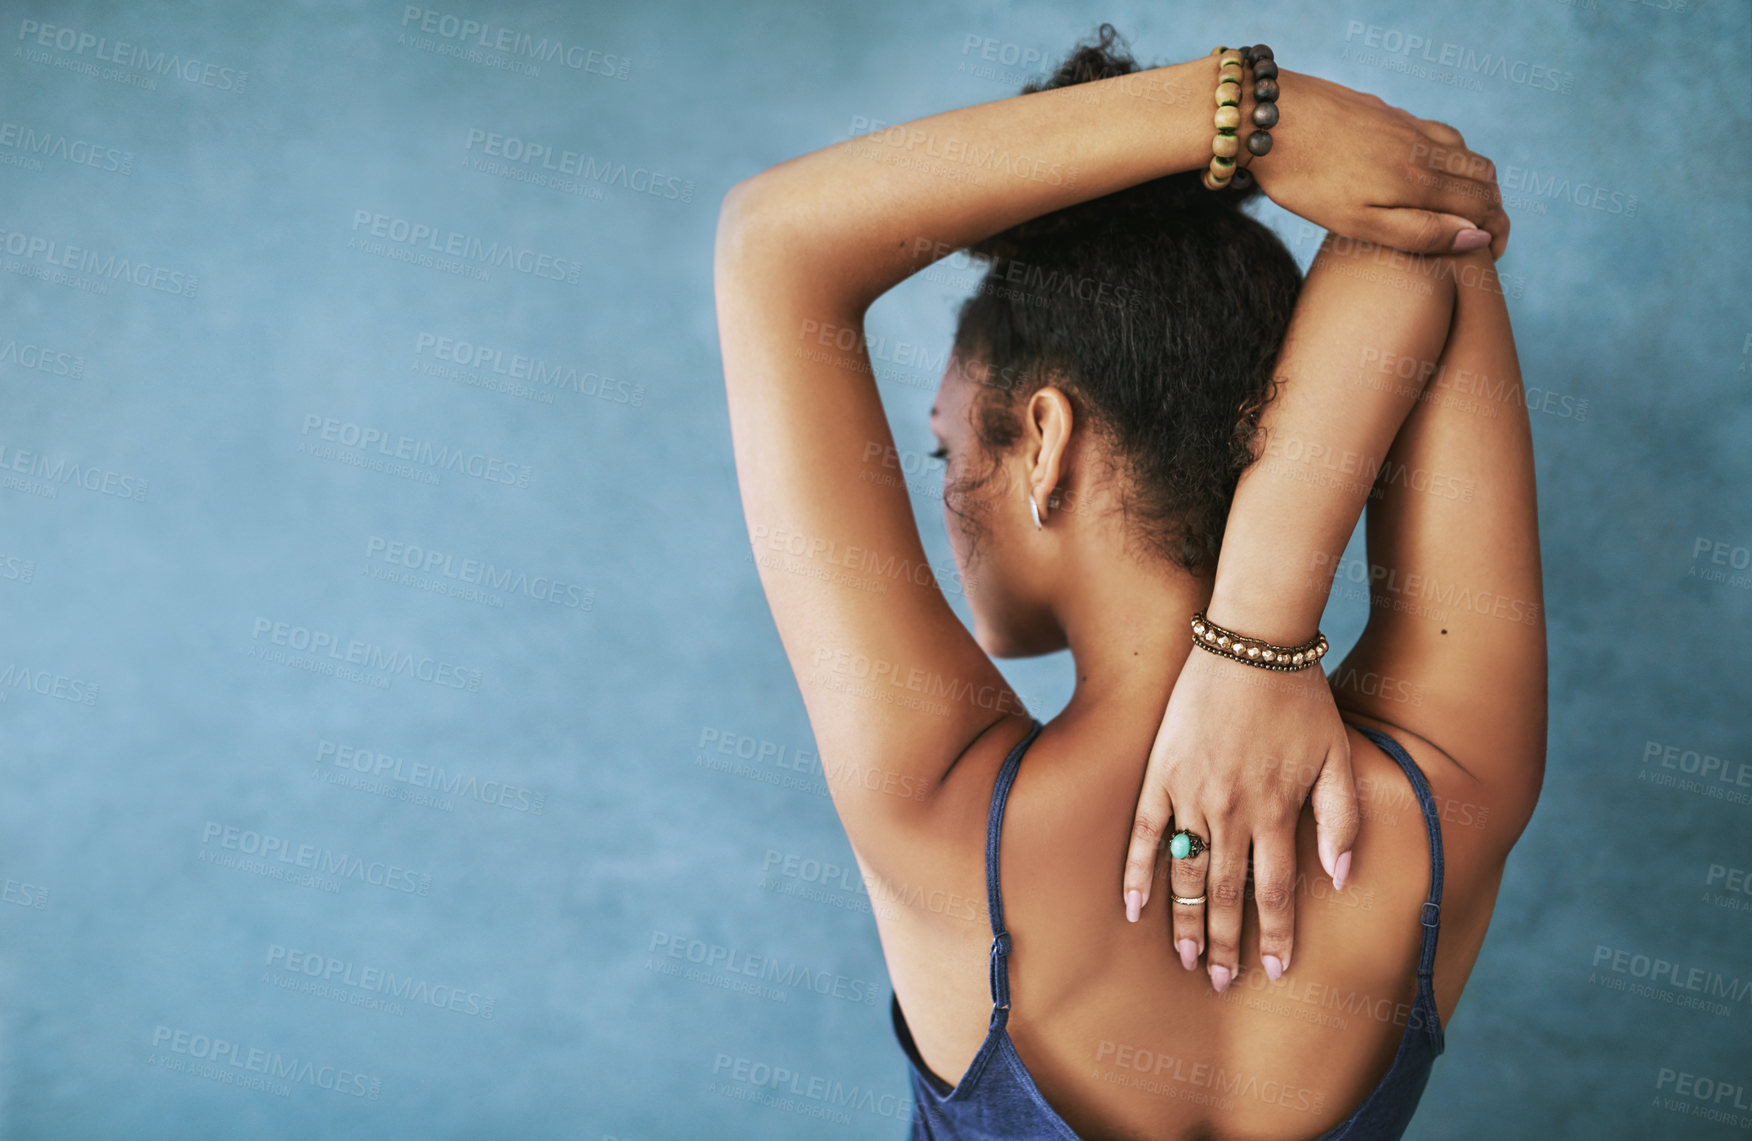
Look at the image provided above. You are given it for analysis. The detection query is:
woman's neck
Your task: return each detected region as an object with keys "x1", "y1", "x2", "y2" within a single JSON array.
[{"x1": 1049, "y1": 541, "x2": 1213, "y2": 725}]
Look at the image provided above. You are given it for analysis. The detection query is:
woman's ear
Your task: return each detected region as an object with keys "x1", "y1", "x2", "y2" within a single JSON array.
[{"x1": 1025, "y1": 385, "x2": 1074, "y2": 523}]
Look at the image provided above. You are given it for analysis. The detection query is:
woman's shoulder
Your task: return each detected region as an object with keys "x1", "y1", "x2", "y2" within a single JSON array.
[
  {"x1": 844, "y1": 713, "x2": 1040, "y2": 915},
  {"x1": 1340, "y1": 709, "x2": 1530, "y2": 865}
]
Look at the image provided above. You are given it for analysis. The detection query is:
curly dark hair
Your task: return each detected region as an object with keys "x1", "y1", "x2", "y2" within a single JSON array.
[{"x1": 948, "y1": 24, "x2": 1302, "y2": 577}]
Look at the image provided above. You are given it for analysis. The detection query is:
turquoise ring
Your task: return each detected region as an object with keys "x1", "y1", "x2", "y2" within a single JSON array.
[{"x1": 1169, "y1": 829, "x2": 1207, "y2": 860}]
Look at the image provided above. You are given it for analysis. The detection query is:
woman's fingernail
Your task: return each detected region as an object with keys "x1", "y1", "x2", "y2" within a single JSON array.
[
  {"x1": 1451, "y1": 227, "x2": 1490, "y2": 252},
  {"x1": 1263, "y1": 954, "x2": 1284, "y2": 982},
  {"x1": 1125, "y1": 889, "x2": 1141, "y2": 923},
  {"x1": 1210, "y1": 965, "x2": 1232, "y2": 993},
  {"x1": 1333, "y1": 851, "x2": 1352, "y2": 892},
  {"x1": 1178, "y1": 940, "x2": 1198, "y2": 971}
]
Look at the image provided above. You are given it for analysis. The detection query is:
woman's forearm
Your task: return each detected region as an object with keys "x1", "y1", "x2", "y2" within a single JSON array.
[
  {"x1": 719, "y1": 54, "x2": 1247, "y2": 312},
  {"x1": 1204, "y1": 236, "x2": 1461, "y2": 645}
]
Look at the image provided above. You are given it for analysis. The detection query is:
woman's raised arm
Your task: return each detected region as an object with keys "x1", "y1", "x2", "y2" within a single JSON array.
[
  {"x1": 720, "y1": 56, "x2": 1503, "y2": 317},
  {"x1": 1121, "y1": 231, "x2": 1500, "y2": 994}
]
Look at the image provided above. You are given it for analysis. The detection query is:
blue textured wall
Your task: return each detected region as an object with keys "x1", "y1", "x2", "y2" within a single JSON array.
[{"x1": 1, "y1": 1, "x2": 1747, "y2": 1137}]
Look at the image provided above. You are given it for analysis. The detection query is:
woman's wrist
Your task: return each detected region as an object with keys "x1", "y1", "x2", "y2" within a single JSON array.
[
  {"x1": 1203, "y1": 583, "x2": 1326, "y2": 650},
  {"x1": 1203, "y1": 528, "x2": 1335, "y2": 649}
]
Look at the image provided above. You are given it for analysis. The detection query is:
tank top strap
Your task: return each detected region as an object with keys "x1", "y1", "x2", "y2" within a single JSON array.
[
  {"x1": 1348, "y1": 722, "x2": 1446, "y2": 1049},
  {"x1": 983, "y1": 718, "x2": 1044, "y2": 1028}
]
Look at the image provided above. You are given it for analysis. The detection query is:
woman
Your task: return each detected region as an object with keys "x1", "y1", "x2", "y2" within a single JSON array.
[{"x1": 715, "y1": 26, "x2": 1543, "y2": 1140}]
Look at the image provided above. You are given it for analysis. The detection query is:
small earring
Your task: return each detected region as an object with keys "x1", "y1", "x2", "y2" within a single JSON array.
[{"x1": 1029, "y1": 494, "x2": 1043, "y2": 530}]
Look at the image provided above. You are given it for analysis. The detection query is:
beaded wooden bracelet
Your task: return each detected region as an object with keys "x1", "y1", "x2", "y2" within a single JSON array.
[
  {"x1": 1201, "y1": 47, "x2": 1245, "y2": 190},
  {"x1": 1204, "y1": 43, "x2": 1280, "y2": 192},
  {"x1": 1190, "y1": 611, "x2": 1328, "y2": 672}
]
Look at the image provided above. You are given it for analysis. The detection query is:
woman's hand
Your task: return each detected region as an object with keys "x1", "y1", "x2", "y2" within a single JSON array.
[
  {"x1": 1245, "y1": 68, "x2": 1510, "y2": 260},
  {"x1": 1122, "y1": 651, "x2": 1358, "y2": 992}
]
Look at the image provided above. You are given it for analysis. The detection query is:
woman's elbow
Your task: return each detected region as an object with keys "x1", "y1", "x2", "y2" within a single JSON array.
[
  {"x1": 715, "y1": 177, "x2": 765, "y2": 275},
  {"x1": 715, "y1": 172, "x2": 799, "y2": 277}
]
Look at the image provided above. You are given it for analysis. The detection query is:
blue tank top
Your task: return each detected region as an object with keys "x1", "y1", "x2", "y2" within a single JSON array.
[{"x1": 890, "y1": 720, "x2": 1447, "y2": 1140}]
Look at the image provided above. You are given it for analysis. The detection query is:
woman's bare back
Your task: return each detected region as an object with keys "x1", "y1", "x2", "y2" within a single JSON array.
[{"x1": 875, "y1": 713, "x2": 1506, "y2": 1141}]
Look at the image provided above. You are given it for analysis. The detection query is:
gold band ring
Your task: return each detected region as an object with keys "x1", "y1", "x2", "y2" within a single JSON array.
[{"x1": 1171, "y1": 893, "x2": 1208, "y2": 906}]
